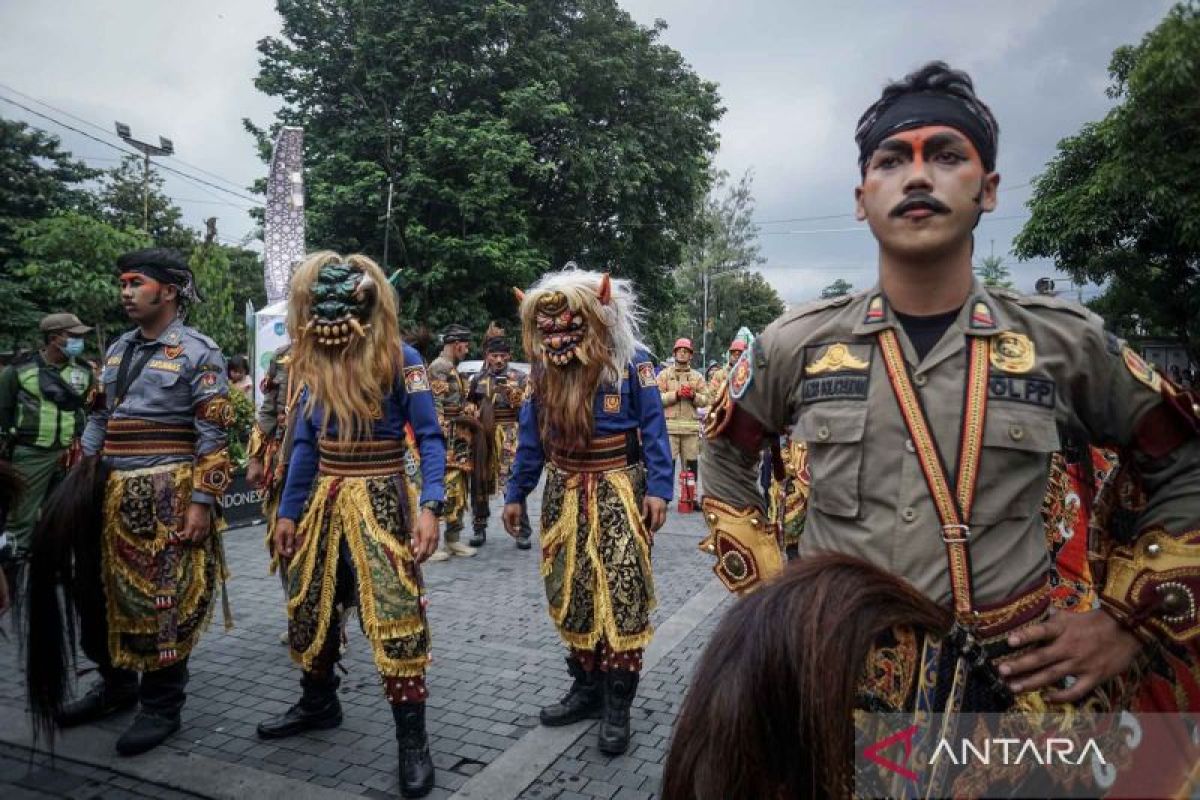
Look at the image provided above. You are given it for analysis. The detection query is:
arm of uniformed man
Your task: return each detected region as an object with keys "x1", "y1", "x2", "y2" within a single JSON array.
[{"x1": 1002, "y1": 323, "x2": 1200, "y2": 701}]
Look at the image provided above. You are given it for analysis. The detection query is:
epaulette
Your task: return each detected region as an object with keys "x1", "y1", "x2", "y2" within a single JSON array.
[
  {"x1": 777, "y1": 290, "x2": 862, "y2": 328},
  {"x1": 989, "y1": 288, "x2": 1097, "y2": 322},
  {"x1": 182, "y1": 327, "x2": 221, "y2": 350}
]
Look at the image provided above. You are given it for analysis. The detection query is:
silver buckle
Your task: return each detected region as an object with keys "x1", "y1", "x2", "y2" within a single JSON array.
[{"x1": 941, "y1": 524, "x2": 970, "y2": 544}]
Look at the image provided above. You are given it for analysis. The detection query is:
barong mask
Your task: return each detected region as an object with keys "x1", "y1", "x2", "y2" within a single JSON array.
[
  {"x1": 518, "y1": 265, "x2": 646, "y2": 449},
  {"x1": 304, "y1": 262, "x2": 375, "y2": 348}
]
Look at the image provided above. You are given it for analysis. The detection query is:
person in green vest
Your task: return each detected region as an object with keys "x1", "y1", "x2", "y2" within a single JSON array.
[{"x1": 0, "y1": 312, "x2": 96, "y2": 559}]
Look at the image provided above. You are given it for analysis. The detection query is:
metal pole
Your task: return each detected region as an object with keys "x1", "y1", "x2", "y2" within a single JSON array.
[
  {"x1": 701, "y1": 266, "x2": 710, "y2": 370},
  {"x1": 142, "y1": 151, "x2": 151, "y2": 232},
  {"x1": 382, "y1": 180, "x2": 394, "y2": 269}
]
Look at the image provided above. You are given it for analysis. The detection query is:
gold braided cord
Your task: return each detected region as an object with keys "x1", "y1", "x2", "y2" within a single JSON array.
[{"x1": 956, "y1": 337, "x2": 990, "y2": 521}]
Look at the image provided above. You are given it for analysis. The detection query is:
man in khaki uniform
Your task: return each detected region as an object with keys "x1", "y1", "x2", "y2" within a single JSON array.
[
  {"x1": 705, "y1": 338, "x2": 746, "y2": 399},
  {"x1": 701, "y1": 61, "x2": 1200, "y2": 708},
  {"x1": 657, "y1": 338, "x2": 709, "y2": 482},
  {"x1": 427, "y1": 324, "x2": 478, "y2": 561}
]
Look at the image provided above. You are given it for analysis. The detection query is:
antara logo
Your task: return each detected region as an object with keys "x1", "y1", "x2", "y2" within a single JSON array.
[
  {"x1": 931, "y1": 737, "x2": 1108, "y2": 767},
  {"x1": 863, "y1": 724, "x2": 920, "y2": 782}
]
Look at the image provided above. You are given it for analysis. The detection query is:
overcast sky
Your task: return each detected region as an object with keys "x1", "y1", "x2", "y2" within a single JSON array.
[{"x1": 0, "y1": 0, "x2": 1173, "y2": 305}]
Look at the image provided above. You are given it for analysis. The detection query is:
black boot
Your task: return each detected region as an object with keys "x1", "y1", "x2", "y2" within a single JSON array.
[
  {"x1": 785, "y1": 543, "x2": 800, "y2": 562},
  {"x1": 257, "y1": 672, "x2": 343, "y2": 739},
  {"x1": 539, "y1": 657, "x2": 601, "y2": 726},
  {"x1": 515, "y1": 504, "x2": 532, "y2": 550},
  {"x1": 55, "y1": 668, "x2": 138, "y2": 728},
  {"x1": 116, "y1": 660, "x2": 188, "y2": 756},
  {"x1": 393, "y1": 702, "x2": 435, "y2": 798},
  {"x1": 597, "y1": 669, "x2": 639, "y2": 755},
  {"x1": 468, "y1": 524, "x2": 486, "y2": 547}
]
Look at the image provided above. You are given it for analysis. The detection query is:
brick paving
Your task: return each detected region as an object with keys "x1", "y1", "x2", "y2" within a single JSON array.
[{"x1": 0, "y1": 487, "x2": 731, "y2": 799}]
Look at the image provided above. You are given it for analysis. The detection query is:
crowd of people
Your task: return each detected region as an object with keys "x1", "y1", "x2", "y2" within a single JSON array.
[{"x1": 1, "y1": 59, "x2": 1198, "y2": 800}]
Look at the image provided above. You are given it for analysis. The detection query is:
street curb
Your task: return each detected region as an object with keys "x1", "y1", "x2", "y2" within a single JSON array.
[
  {"x1": 0, "y1": 702, "x2": 360, "y2": 800},
  {"x1": 448, "y1": 576, "x2": 729, "y2": 800}
]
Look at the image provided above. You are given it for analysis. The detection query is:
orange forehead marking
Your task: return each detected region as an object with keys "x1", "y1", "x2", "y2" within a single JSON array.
[{"x1": 884, "y1": 125, "x2": 982, "y2": 169}]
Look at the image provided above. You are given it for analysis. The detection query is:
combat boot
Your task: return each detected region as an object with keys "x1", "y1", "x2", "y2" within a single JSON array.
[
  {"x1": 393, "y1": 702, "x2": 435, "y2": 798},
  {"x1": 116, "y1": 660, "x2": 188, "y2": 756},
  {"x1": 539, "y1": 657, "x2": 601, "y2": 726},
  {"x1": 468, "y1": 524, "x2": 487, "y2": 547},
  {"x1": 597, "y1": 669, "x2": 639, "y2": 755},
  {"x1": 257, "y1": 672, "x2": 342, "y2": 739},
  {"x1": 55, "y1": 669, "x2": 138, "y2": 727},
  {"x1": 515, "y1": 504, "x2": 532, "y2": 550}
]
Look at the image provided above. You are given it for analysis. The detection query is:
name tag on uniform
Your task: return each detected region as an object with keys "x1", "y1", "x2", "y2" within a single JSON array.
[
  {"x1": 147, "y1": 359, "x2": 182, "y2": 373},
  {"x1": 803, "y1": 374, "x2": 870, "y2": 403},
  {"x1": 106, "y1": 355, "x2": 121, "y2": 366},
  {"x1": 988, "y1": 374, "x2": 1055, "y2": 409},
  {"x1": 801, "y1": 342, "x2": 872, "y2": 403}
]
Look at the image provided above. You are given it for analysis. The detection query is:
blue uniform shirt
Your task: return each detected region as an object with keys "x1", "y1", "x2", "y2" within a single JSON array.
[
  {"x1": 279, "y1": 345, "x2": 446, "y2": 521},
  {"x1": 505, "y1": 351, "x2": 674, "y2": 504}
]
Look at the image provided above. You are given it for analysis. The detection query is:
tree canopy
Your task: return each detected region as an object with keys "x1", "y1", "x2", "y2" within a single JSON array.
[
  {"x1": 247, "y1": 0, "x2": 723, "y2": 337},
  {"x1": 1014, "y1": 2, "x2": 1200, "y2": 359}
]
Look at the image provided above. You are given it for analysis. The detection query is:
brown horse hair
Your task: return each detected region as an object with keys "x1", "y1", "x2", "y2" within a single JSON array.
[
  {"x1": 660, "y1": 554, "x2": 951, "y2": 800},
  {"x1": 24, "y1": 456, "x2": 110, "y2": 743}
]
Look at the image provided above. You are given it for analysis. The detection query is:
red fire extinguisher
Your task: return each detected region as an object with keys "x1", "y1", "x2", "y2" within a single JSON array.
[{"x1": 678, "y1": 469, "x2": 697, "y2": 513}]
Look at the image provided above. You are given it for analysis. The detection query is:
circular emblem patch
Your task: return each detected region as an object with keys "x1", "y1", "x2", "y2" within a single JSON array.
[
  {"x1": 729, "y1": 352, "x2": 753, "y2": 400},
  {"x1": 989, "y1": 332, "x2": 1035, "y2": 374},
  {"x1": 721, "y1": 550, "x2": 749, "y2": 582}
]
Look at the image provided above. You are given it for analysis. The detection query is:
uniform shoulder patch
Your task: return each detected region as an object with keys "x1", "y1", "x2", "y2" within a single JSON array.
[
  {"x1": 405, "y1": 365, "x2": 432, "y2": 394},
  {"x1": 636, "y1": 361, "x2": 656, "y2": 387},
  {"x1": 1122, "y1": 346, "x2": 1161, "y2": 392},
  {"x1": 729, "y1": 352, "x2": 754, "y2": 399}
]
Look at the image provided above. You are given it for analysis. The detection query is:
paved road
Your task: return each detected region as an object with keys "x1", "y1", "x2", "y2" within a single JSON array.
[{"x1": 0, "y1": 488, "x2": 731, "y2": 799}]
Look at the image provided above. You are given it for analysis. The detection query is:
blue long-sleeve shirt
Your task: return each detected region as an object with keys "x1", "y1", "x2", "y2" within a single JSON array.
[
  {"x1": 505, "y1": 351, "x2": 674, "y2": 504},
  {"x1": 279, "y1": 345, "x2": 446, "y2": 521}
]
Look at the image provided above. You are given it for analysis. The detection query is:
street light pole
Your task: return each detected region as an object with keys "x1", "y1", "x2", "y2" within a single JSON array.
[
  {"x1": 701, "y1": 266, "x2": 710, "y2": 369},
  {"x1": 115, "y1": 122, "x2": 174, "y2": 232}
]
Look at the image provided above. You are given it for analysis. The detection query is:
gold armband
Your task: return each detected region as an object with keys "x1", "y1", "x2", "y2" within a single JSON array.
[
  {"x1": 699, "y1": 497, "x2": 783, "y2": 595},
  {"x1": 193, "y1": 448, "x2": 234, "y2": 498},
  {"x1": 1100, "y1": 527, "x2": 1200, "y2": 646}
]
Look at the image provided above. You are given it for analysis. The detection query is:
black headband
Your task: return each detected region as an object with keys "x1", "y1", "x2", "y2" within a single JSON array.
[
  {"x1": 484, "y1": 337, "x2": 511, "y2": 354},
  {"x1": 856, "y1": 91, "x2": 996, "y2": 173},
  {"x1": 121, "y1": 263, "x2": 202, "y2": 303}
]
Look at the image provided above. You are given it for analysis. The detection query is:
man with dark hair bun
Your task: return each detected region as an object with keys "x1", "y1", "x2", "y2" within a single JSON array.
[{"x1": 701, "y1": 61, "x2": 1200, "y2": 740}]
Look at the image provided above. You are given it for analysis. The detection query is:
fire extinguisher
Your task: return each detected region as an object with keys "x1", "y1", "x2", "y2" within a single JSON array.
[{"x1": 678, "y1": 469, "x2": 697, "y2": 513}]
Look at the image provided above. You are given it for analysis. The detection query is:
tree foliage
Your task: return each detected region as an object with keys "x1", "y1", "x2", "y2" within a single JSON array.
[
  {"x1": 98, "y1": 155, "x2": 196, "y2": 252},
  {"x1": 1014, "y1": 2, "x2": 1200, "y2": 360},
  {"x1": 667, "y1": 170, "x2": 784, "y2": 364},
  {"x1": 820, "y1": 278, "x2": 854, "y2": 299},
  {"x1": 975, "y1": 255, "x2": 1013, "y2": 289},
  {"x1": 247, "y1": 0, "x2": 722, "y2": 338}
]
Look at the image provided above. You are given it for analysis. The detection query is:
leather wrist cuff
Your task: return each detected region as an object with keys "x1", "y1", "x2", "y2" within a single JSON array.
[{"x1": 1100, "y1": 527, "x2": 1200, "y2": 646}]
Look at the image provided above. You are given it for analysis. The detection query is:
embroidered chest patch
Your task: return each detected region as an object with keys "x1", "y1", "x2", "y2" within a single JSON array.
[
  {"x1": 804, "y1": 342, "x2": 870, "y2": 376},
  {"x1": 603, "y1": 394, "x2": 621, "y2": 414},
  {"x1": 405, "y1": 365, "x2": 432, "y2": 394},
  {"x1": 987, "y1": 374, "x2": 1056, "y2": 409},
  {"x1": 147, "y1": 359, "x2": 182, "y2": 373},
  {"x1": 729, "y1": 353, "x2": 753, "y2": 400},
  {"x1": 989, "y1": 332, "x2": 1035, "y2": 374}
]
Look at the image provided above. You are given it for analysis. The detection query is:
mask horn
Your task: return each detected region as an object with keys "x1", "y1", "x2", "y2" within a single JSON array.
[
  {"x1": 596, "y1": 273, "x2": 612, "y2": 305},
  {"x1": 513, "y1": 287, "x2": 526, "y2": 305}
]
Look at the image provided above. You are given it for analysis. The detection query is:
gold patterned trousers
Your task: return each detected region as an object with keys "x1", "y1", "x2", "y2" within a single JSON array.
[{"x1": 539, "y1": 463, "x2": 655, "y2": 654}]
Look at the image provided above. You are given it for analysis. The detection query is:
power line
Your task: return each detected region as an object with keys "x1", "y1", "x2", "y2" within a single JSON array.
[
  {"x1": 0, "y1": 94, "x2": 263, "y2": 206},
  {"x1": 0, "y1": 81, "x2": 253, "y2": 194}
]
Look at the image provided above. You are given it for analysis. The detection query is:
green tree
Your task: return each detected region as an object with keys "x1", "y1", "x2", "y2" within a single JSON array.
[
  {"x1": 974, "y1": 255, "x2": 1013, "y2": 289},
  {"x1": 247, "y1": 0, "x2": 721, "y2": 336},
  {"x1": 820, "y1": 278, "x2": 854, "y2": 299},
  {"x1": 98, "y1": 155, "x2": 196, "y2": 252},
  {"x1": 1014, "y1": 2, "x2": 1200, "y2": 361},
  {"x1": 12, "y1": 212, "x2": 151, "y2": 352},
  {"x1": 0, "y1": 118, "x2": 100, "y2": 348},
  {"x1": 188, "y1": 243, "x2": 246, "y2": 357}
]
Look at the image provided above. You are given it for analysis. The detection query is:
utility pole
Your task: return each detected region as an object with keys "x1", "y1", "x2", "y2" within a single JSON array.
[
  {"x1": 382, "y1": 179, "x2": 395, "y2": 269},
  {"x1": 115, "y1": 122, "x2": 174, "y2": 232}
]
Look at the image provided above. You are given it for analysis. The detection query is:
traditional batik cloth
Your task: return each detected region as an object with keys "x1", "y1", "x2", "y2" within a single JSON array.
[
  {"x1": 102, "y1": 464, "x2": 228, "y2": 671},
  {"x1": 506, "y1": 352, "x2": 673, "y2": 657},
  {"x1": 287, "y1": 453, "x2": 429, "y2": 678},
  {"x1": 539, "y1": 459, "x2": 656, "y2": 653},
  {"x1": 769, "y1": 438, "x2": 810, "y2": 549}
]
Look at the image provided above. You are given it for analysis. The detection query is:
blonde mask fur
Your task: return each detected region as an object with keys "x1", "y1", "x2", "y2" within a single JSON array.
[
  {"x1": 518, "y1": 265, "x2": 645, "y2": 450},
  {"x1": 288, "y1": 251, "x2": 403, "y2": 443}
]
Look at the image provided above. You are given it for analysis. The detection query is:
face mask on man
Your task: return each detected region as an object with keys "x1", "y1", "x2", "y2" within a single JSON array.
[{"x1": 64, "y1": 337, "x2": 85, "y2": 357}]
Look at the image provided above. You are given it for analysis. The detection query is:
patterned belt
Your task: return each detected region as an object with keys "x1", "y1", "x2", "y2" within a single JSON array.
[
  {"x1": 318, "y1": 439, "x2": 406, "y2": 477},
  {"x1": 549, "y1": 431, "x2": 640, "y2": 473},
  {"x1": 103, "y1": 419, "x2": 195, "y2": 457},
  {"x1": 494, "y1": 409, "x2": 519, "y2": 423}
]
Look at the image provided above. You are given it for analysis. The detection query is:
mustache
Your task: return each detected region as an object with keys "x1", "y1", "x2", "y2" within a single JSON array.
[{"x1": 890, "y1": 192, "x2": 951, "y2": 217}]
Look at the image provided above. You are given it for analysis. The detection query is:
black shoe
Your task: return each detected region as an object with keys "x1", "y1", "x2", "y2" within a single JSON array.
[
  {"x1": 597, "y1": 669, "x2": 639, "y2": 755},
  {"x1": 55, "y1": 676, "x2": 138, "y2": 728},
  {"x1": 468, "y1": 528, "x2": 486, "y2": 547},
  {"x1": 115, "y1": 710, "x2": 181, "y2": 756},
  {"x1": 785, "y1": 543, "x2": 800, "y2": 562},
  {"x1": 393, "y1": 703, "x2": 434, "y2": 798},
  {"x1": 256, "y1": 673, "x2": 343, "y2": 739},
  {"x1": 515, "y1": 535, "x2": 532, "y2": 550},
  {"x1": 539, "y1": 658, "x2": 601, "y2": 726}
]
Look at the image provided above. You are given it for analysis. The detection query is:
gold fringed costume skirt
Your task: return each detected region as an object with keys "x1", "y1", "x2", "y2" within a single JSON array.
[
  {"x1": 101, "y1": 462, "x2": 228, "y2": 671},
  {"x1": 539, "y1": 461, "x2": 656, "y2": 654},
  {"x1": 286, "y1": 460, "x2": 429, "y2": 679}
]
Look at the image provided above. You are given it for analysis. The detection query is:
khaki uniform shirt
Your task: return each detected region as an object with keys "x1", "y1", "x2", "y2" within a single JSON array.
[
  {"x1": 702, "y1": 281, "x2": 1200, "y2": 606},
  {"x1": 658, "y1": 365, "x2": 710, "y2": 435},
  {"x1": 429, "y1": 355, "x2": 473, "y2": 470}
]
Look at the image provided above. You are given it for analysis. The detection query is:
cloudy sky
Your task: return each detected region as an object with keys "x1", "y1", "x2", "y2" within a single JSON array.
[{"x1": 0, "y1": 0, "x2": 1173, "y2": 304}]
